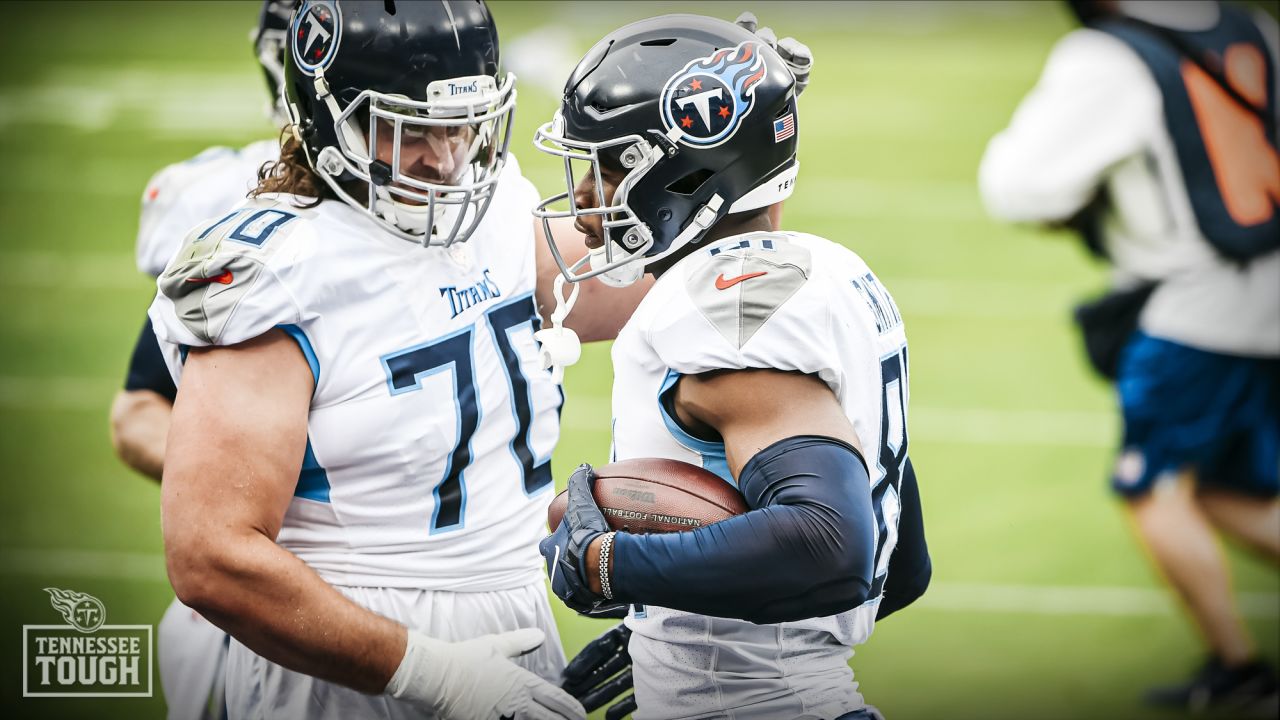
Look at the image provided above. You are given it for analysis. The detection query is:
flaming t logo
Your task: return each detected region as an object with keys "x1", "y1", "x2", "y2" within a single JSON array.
[
  {"x1": 44, "y1": 587, "x2": 106, "y2": 633},
  {"x1": 661, "y1": 41, "x2": 769, "y2": 148}
]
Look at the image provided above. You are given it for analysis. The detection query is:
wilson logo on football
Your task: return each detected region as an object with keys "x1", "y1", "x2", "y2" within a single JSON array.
[
  {"x1": 291, "y1": 0, "x2": 342, "y2": 76},
  {"x1": 660, "y1": 41, "x2": 768, "y2": 148}
]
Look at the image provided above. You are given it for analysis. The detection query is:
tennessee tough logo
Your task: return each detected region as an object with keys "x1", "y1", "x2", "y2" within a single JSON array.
[
  {"x1": 291, "y1": 0, "x2": 342, "y2": 76},
  {"x1": 661, "y1": 41, "x2": 768, "y2": 148}
]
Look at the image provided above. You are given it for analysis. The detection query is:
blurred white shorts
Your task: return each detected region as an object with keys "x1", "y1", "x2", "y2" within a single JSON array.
[
  {"x1": 224, "y1": 581, "x2": 565, "y2": 720},
  {"x1": 159, "y1": 597, "x2": 229, "y2": 720}
]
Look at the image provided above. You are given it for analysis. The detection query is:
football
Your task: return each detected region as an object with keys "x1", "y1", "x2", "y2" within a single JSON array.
[{"x1": 547, "y1": 458, "x2": 748, "y2": 534}]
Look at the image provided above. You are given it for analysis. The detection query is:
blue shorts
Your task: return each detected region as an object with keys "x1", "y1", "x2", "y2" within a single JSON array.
[{"x1": 1111, "y1": 332, "x2": 1279, "y2": 498}]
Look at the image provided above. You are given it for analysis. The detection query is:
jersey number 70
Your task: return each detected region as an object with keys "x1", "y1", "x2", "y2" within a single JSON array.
[{"x1": 381, "y1": 294, "x2": 555, "y2": 533}]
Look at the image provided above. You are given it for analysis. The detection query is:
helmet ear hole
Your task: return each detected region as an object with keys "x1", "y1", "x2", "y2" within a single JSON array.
[{"x1": 666, "y1": 168, "x2": 714, "y2": 196}]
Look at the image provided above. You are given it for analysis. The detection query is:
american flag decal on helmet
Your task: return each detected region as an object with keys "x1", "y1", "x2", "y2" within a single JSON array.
[{"x1": 773, "y1": 113, "x2": 795, "y2": 143}]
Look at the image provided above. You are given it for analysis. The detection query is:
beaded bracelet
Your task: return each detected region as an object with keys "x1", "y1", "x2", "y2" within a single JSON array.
[{"x1": 598, "y1": 532, "x2": 616, "y2": 600}]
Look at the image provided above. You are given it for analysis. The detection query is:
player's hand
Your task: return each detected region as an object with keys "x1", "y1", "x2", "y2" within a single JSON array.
[
  {"x1": 388, "y1": 628, "x2": 587, "y2": 720},
  {"x1": 735, "y1": 12, "x2": 813, "y2": 96},
  {"x1": 539, "y1": 464, "x2": 626, "y2": 616},
  {"x1": 562, "y1": 623, "x2": 636, "y2": 719}
]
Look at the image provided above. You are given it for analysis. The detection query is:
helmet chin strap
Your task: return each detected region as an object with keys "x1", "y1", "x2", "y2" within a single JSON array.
[
  {"x1": 373, "y1": 186, "x2": 432, "y2": 237},
  {"x1": 532, "y1": 189, "x2": 727, "y2": 383},
  {"x1": 589, "y1": 245, "x2": 645, "y2": 287},
  {"x1": 533, "y1": 269, "x2": 582, "y2": 384},
  {"x1": 585, "y1": 193, "x2": 725, "y2": 288}
]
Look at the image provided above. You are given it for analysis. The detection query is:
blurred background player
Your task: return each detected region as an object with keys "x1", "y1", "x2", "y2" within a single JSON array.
[
  {"x1": 112, "y1": 0, "x2": 289, "y2": 480},
  {"x1": 980, "y1": 0, "x2": 1279, "y2": 713},
  {"x1": 108, "y1": 2, "x2": 292, "y2": 718},
  {"x1": 147, "y1": 0, "x2": 660, "y2": 717},
  {"x1": 537, "y1": 15, "x2": 931, "y2": 719}
]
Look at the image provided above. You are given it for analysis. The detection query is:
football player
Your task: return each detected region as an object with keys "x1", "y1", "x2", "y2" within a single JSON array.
[
  {"x1": 147, "y1": 1, "x2": 656, "y2": 719},
  {"x1": 108, "y1": 3, "x2": 292, "y2": 719},
  {"x1": 980, "y1": 0, "x2": 1278, "y2": 712},
  {"x1": 537, "y1": 15, "x2": 931, "y2": 719}
]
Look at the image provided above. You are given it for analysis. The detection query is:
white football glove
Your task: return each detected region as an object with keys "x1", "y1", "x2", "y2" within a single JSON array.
[
  {"x1": 735, "y1": 12, "x2": 813, "y2": 96},
  {"x1": 386, "y1": 628, "x2": 586, "y2": 720}
]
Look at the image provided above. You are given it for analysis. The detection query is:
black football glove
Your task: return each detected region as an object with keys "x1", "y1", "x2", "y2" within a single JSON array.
[
  {"x1": 563, "y1": 623, "x2": 637, "y2": 720},
  {"x1": 734, "y1": 12, "x2": 813, "y2": 96},
  {"x1": 540, "y1": 464, "x2": 627, "y2": 617}
]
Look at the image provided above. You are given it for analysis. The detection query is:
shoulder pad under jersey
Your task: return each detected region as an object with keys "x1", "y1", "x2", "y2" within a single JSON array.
[
  {"x1": 681, "y1": 233, "x2": 813, "y2": 349},
  {"x1": 156, "y1": 198, "x2": 311, "y2": 346}
]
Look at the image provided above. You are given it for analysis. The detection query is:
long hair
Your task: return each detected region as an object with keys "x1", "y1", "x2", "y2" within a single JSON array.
[{"x1": 251, "y1": 129, "x2": 336, "y2": 207}]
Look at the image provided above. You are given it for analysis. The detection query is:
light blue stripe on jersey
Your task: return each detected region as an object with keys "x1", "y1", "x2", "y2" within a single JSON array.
[
  {"x1": 657, "y1": 369, "x2": 734, "y2": 487},
  {"x1": 276, "y1": 323, "x2": 330, "y2": 503},
  {"x1": 277, "y1": 324, "x2": 320, "y2": 390},
  {"x1": 296, "y1": 440, "x2": 331, "y2": 503}
]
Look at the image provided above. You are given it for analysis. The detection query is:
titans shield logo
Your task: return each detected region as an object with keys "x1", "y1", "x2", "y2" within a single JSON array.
[
  {"x1": 661, "y1": 41, "x2": 768, "y2": 149},
  {"x1": 291, "y1": 0, "x2": 342, "y2": 76}
]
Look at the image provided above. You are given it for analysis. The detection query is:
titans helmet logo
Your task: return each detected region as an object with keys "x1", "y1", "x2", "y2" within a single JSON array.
[
  {"x1": 660, "y1": 41, "x2": 768, "y2": 149},
  {"x1": 291, "y1": 0, "x2": 342, "y2": 76}
]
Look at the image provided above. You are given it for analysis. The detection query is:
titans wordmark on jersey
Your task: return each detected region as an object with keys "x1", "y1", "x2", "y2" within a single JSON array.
[
  {"x1": 148, "y1": 155, "x2": 562, "y2": 592},
  {"x1": 609, "y1": 231, "x2": 908, "y2": 720}
]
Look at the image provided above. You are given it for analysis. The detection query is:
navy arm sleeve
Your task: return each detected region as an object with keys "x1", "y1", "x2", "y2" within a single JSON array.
[
  {"x1": 610, "y1": 435, "x2": 876, "y2": 625},
  {"x1": 124, "y1": 315, "x2": 178, "y2": 403},
  {"x1": 876, "y1": 456, "x2": 930, "y2": 620}
]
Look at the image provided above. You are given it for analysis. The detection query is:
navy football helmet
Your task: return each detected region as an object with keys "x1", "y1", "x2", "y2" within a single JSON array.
[
  {"x1": 253, "y1": 0, "x2": 295, "y2": 126},
  {"x1": 534, "y1": 14, "x2": 798, "y2": 286},
  {"x1": 284, "y1": 0, "x2": 515, "y2": 245}
]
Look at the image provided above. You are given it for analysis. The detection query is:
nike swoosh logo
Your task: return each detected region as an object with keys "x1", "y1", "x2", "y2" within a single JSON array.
[
  {"x1": 715, "y1": 271, "x2": 767, "y2": 290},
  {"x1": 185, "y1": 270, "x2": 234, "y2": 285}
]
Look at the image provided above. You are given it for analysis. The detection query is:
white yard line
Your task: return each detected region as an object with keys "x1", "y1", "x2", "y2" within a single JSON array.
[
  {"x1": 789, "y1": 177, "x2": 989, "y2": 222},
  {"x1": 0, "y1": 67, "x2": 270, "y2": 137},
  {"x1": 2, "y1": 547, "x2": 1273, "y2": 620},
  {"x1": 920, "y1": 582, "x2": 1280, "y2": 620},
  {"x1": 908, "y1": 406, "x2": 1116, "y2": 448},
  {"x1": 0, "y1": 376, "x2": 119, "y2": 411},
  {"x1": 1, "y1": 548, "x2": 168, "y2": 583},
  {"x1": 0, "y1": 251, "x2": 147, "y2": 290},
  {"x1": 884, "y1": 276, "x2": 1077, "y2": 319}
]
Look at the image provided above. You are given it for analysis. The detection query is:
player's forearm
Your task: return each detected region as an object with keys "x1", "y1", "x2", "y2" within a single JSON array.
[
  {"x1": 109, "y1": 390, "x2": 170, "y2": 482},
  {"x1": 604, "y1": 436, "x2": 876, "y2": 624},
  {"x1": 166, "y1": 528, "x2": 406, "y2": 694},
  {"x1": 608, "y1": 504, "x2": 871, "y2": 623}
]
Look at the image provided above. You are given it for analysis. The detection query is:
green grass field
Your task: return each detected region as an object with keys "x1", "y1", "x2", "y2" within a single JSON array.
[{"x1": 1, "y1": 2, "x2": 1275, "y2": 719}]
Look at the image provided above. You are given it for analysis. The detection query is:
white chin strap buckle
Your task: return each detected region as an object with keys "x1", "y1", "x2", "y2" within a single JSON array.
[{"x1": 533, "y1": 273, "x2": 581, "y2": 384}]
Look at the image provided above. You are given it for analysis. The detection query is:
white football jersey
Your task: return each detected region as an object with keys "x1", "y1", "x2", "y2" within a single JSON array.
[
  {"x1": 148, "y1": 155, "x2": 563, "y2": 592},
  {"x1": 137, "y1": 140, "x2": 281, "y2": 277},
  {"x1": 610, "y1": 231, "x2": 909, "y2": 719}
]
